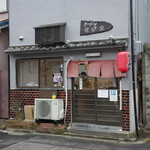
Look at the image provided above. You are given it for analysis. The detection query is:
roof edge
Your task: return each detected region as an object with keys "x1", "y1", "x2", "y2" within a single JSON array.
[{"x1": 5, "y1": 38, "x2": 129, "y2": 54}]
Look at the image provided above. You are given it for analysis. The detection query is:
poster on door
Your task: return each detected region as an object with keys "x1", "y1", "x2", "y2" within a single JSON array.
[
  {"x1": 109, "y1": 90, "x2": 118, "y2": 101},
  {"x1": 98, "y1": 89, "x2": 108, "y2": 98}
]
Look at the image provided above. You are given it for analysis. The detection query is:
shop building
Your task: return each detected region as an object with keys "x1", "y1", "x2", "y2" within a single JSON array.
[{"x1": 5, "y1": 0, "x2": 150, "y2": 134}]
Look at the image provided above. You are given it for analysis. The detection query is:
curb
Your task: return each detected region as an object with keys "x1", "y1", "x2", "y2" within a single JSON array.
[{"x1": 0, "y1": 128, "x2": 147, "y2": 145}]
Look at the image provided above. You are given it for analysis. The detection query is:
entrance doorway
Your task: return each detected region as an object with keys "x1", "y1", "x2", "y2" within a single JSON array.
[{"x1": 72, "y1": 64, "x2": 122, "y2": 127}]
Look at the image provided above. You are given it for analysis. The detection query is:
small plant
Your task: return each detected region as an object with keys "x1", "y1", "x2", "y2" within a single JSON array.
[
  {"x1": 0, "y1": 125, "x2": 6, "y2": 130},
  {"x1": 52, "y1": 92, "x2": 57, "y2": 99},
  {"x1": 144, "y1": 42, "x2": 150, "y2": 52},
  {"x1": 52, "y1": 92, "x2": 56, "y2": 96},
  {"x1": 10, "y1": 100, "x2": 24, "y2": 120},
  {"x1": 58, "y1": 128, "x2": 68, "y2": 134},
  {"x1": 129, "y1": 132, "x2": 136, "y2": 138}
]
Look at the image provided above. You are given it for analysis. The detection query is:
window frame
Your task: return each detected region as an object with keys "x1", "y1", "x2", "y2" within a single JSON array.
[{"x1": 16, "y1": 57, "x2": 63, "y2": 89}]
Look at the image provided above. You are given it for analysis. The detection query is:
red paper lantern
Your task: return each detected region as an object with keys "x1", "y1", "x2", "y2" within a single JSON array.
[{"x1": 117, "y1": 52, "x2": 131, "y2": 72}]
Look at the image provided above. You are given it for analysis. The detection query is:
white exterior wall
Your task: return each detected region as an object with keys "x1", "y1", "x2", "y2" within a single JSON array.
[{"x1": 9, "y1": 0, "x2": 129, "y2": 46}]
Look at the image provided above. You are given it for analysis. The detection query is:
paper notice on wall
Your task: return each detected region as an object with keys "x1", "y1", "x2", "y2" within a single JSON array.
[
  {"x1": 109, "y1": 90, "x2": 118, "y2": 101},
  {"x1": 98, "y1": 90, "x2": 108, "y2": 98},
  {"x1": 53, "y1": 73, "x2": 62, "y2": 83}
]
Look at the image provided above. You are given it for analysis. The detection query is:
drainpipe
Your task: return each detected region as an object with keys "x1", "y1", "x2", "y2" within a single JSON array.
[
  {"x1": 64, "y1": 56, "x2": 73, "y2": 124},
  {"x1": 8, "y1": 54, "x2": 10, "y2": 119},
  {"x1": 130, "y1": 0, "x2": 139, "y2": 137},
  {"x1": 135, "y1": 0, "x2": 139, "y2": 41},
  {"x1": 8, "y1": 0, "x2": 10, "y2": 119}
]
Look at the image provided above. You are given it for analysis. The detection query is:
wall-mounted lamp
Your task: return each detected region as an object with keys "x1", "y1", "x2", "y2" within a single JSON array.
[
  {"x1": 19, "y1": 36, "x2": 24, "y2": 41},
  {"x1": 109, "y1": 35, "x2": 116, "y2": 45},
  {"x1": 63, "y1": 40, "x2": 71, "y2": 48},
  {"x1": 60, "y1": 64, "x2": 63, "y2": 72}
]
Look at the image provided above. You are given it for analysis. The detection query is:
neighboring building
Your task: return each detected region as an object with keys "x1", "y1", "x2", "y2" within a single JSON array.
[
  {"x1": 5, "y1": 0, "x2": 150, "y2": 135},
  {"x1": 0, "y1": 0, "x2": 7, "y2": 12},
  {"x1": 138, "y1": 1, "x2": 150, "y2": 129},
  {"x1": 0, "y1": 0, "x2": 9, "y2": 120}
]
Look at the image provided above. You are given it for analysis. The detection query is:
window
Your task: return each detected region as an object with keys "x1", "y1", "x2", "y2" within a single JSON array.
[
  {"x1": 40, "y1": 58, "x2": 63, "y2": 88},
  {"x1": 17, "y1": 58, "x2": 63, "y2": 88},
  {"x1": 97, "y1": 77, "x2": 119, "y2": 89},
  {"x1": 17, "y1": 59, "x2": 38, "y2": 87}
]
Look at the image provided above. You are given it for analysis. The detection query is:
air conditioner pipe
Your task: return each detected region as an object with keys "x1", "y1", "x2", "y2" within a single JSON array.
[
  {"x1": 120, "y1": 79, "x2": 122, "y2": 110},
  {"x1": 64, "y1": 56, "x2": 73, "y2": 124}
]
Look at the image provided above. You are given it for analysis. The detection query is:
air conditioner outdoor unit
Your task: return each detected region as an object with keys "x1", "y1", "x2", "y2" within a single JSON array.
[{"x1": 34, "y1": 98, "x2": 64, "y2": 121}]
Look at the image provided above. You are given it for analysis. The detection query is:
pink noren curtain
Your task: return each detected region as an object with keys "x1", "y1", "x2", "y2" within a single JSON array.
[
  {"x1": 113, "y1": 60, "x2": 126, "y2": 77},
  {"x1": 101, "y1": 60, "x2": 114, "y2": 78},
  {"x1": 67, "y1": 61, "x2": 78, "y2": 77},
  {"x1": 88, "y1": 61, "x2": 101, "y2": 77},
  {"x1": 67, "y1": 60, "x2": 126, "y2": 78}
]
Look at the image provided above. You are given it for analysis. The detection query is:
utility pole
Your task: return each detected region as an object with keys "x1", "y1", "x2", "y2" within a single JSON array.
[{"x1": 130, "y1": 0, "x2": 139, "y2": 137}]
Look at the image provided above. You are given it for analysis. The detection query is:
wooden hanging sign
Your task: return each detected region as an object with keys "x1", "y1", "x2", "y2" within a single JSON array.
[{"x1": 80, "y1": 20, "x2": 113, "y2": 35}]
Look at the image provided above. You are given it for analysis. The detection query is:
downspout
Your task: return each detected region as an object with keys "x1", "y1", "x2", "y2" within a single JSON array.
[
  {"x1": 8, "y1": 54, "x2": 10, "y2": 119},
  {"x1": 135, "y1": 0, "x2": 139, "y2": 41},
  {"x1": 8, "y1": 0, "x2": 10, "y2": 119},
  {"x1": 64, "y1": 56, "x2": 73, "y2": 123},
  {"x1": 130, "y1": 0, "x2": 139, "y2": 137}
]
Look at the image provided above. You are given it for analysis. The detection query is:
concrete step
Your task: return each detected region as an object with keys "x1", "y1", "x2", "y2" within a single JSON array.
[{"x1": 68, "y1": 123, "x2": 129, "y2": 140}]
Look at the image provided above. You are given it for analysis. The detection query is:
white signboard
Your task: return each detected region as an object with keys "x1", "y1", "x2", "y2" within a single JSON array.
[
  {"x1": 79, "y1": 78, "x2": 83, "y2": 89},
  {"x1": 109, "y1": 90, "x2": 118, "y2": 101},
  {"x1": 98, "y1": 90, "x2": 108, "y2": 98}
]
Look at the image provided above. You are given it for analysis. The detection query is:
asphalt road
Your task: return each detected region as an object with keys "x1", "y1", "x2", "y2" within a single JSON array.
[{"x1": 0, "y1": 131, "x2": 150, "y2": 150}]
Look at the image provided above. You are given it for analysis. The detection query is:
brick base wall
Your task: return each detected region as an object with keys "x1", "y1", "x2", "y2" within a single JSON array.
[
  {"x1": 10, "y1": 89, "x2": 130, "y2": 131},
  {"x1": 57, "y1": 90, "x2": 71, "y2": 124},
  {"x1": 10, "y1": 89, "x2": 39, "y2": 119},
  {"x1": 9, "y1": 89, "x2": 71, "y2": 124},
  {"x1": 122, "y1": 90, "x2": 130, "y2": 131}
]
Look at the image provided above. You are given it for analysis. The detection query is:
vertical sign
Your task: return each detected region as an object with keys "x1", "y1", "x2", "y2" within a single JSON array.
[{"x1": 79, "y1": 78, "x2": 83, "y2": 89}]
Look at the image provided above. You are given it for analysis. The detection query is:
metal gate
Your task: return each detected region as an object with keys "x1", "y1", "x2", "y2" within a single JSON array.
[{"x1": 72, "y1": 79, "x2": 122, "y2": 127}]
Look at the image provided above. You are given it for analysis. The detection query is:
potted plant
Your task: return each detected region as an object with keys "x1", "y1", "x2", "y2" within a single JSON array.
[{"x1": 52, "y1": 92, "x2": 56, "y2": 99}]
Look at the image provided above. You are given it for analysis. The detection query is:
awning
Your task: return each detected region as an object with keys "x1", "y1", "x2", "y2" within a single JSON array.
[
  {"x1": 67, "y1": 60, "x2": 126, "y2": 78},
  {"x1": 0, "y1": 19, "x2": 8, "y2": 27}
]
